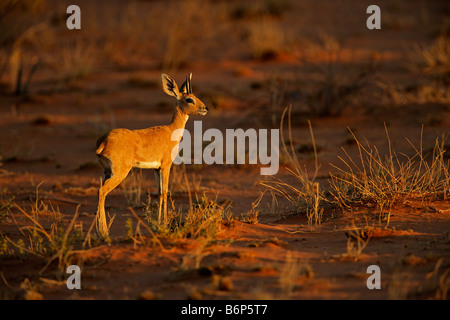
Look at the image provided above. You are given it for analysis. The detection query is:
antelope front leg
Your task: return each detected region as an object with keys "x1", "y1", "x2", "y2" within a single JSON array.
[
  {"x1": 156, "y1": 169, "x2": 163, "y2": 224},
  {"x1": 161, "y1": 166, "x2": 170, "y2": 226},
  {"x1": 157, "y1": 167, "x2": 170, "y2": 226}
]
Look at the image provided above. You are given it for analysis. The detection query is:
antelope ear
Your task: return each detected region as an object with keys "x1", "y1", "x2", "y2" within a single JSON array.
[
  {"x1": 161, "y1": 74, "x2": 181, "y2": 99},
  {"x1": 179, "y1": 73, "x2": 192, "y2": 94}
]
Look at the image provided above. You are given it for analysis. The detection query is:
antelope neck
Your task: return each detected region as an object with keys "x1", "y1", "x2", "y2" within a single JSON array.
[{"x1": 169, "y1": 105, "x2": 189, "y2": 131}]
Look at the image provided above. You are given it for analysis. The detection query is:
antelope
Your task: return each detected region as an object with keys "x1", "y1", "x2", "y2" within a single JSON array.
[{"x1": 95, "y1": 73, "x2": 208, "y2": 238}]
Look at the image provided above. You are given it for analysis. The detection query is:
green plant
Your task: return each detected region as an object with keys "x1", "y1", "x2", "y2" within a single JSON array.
[
  {"x1": 0, "y1": 235, "x2": 12, "y2": 255},
  {"x1": 149, "y1": 193, "x2": 230, "y2": 241},
  {"x1": 182, "y1": 193, "x2": 228, "y2": 240}
]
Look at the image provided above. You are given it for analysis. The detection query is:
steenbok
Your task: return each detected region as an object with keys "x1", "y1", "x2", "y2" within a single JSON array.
[{"x1": 95, "y1": 73, "x2": 208, "y2": 238}]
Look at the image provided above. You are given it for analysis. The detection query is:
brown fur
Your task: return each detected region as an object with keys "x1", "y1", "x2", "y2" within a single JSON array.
[{"x1": 95, "y1": 74, "x2": 207, "y2": 238}]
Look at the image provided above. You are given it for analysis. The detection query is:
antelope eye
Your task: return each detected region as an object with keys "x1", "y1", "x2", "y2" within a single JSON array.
[{"x1": 186, "y1": 98, "x2": 194, "y2": 104}]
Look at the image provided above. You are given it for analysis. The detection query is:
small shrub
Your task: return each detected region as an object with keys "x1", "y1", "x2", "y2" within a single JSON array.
[
  {"x1": 261, "y1": 106, "x2": 325, "y2": 228},
  {"x1": 329, "y1": 127, "x2": 450, "y2": 224},
  {"x1": 247, "y1": 17, "x2": 289, "y2": 60},
  {"x1": 412, "y1": 34, "x2": 450, "y2": 80}
]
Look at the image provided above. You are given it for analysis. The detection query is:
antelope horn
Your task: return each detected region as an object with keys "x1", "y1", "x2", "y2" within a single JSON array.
[
  {"x1": 186, "y1": 73, "x2": 192, "y2": 94},
  {"x1": 179, "y1": 73, "x2": 192, "y2": 94}
]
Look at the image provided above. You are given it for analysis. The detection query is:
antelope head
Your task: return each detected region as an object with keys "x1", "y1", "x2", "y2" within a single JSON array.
[{"x1": 162, "y1": 73, "x2": 208, "y2": 116}]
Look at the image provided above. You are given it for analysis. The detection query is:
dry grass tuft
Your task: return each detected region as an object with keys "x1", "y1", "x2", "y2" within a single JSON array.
[
  {"x1": 261, "y1": 106, "x2": 324, "y2": 228},
  {"x1": 247, "y1": 17, "x2": 290, "y2": 61},
  {"x1": 412, "y1": 34, "x2": 450, "y2": 79},
  {"x1": 329, "y1": 126, "x2": 450, "y2": 225}
]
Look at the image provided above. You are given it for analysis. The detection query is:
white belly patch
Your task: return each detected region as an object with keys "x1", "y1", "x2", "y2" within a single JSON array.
[{"x1": 134, "y1": 161, "x2": 161, "y2": 169}]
